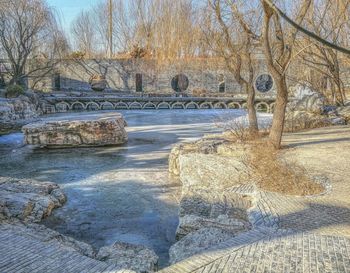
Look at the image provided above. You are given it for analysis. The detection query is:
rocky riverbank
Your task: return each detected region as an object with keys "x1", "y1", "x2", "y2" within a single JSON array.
[
  {"x1": 0, "y1": 91, "x2": 42, "y2": 135},
  {"x1": 0, "y1": 176, "x2": 158, "y2": 272}
]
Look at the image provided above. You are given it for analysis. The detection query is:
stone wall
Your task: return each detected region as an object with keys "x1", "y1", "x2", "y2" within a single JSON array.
[{"x1": 28, "y1": 57, "x2": 276, "y2": 96}]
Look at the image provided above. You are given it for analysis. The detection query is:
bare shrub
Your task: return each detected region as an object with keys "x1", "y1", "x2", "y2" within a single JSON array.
[
  {"x1": 215, "y1": 113, "x2": 272, "y2": 143},
  {"x1": 284, "y1": 110, "x2": 331, "y2": 133}
]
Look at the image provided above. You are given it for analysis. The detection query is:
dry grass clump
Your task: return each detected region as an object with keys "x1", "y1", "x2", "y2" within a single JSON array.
[
  {"x1": 245, "y1": 140, "x2": 324, "y2": 196},
  {"x1": 219, "y1": 117, "x2": 324, "y2": 196}
]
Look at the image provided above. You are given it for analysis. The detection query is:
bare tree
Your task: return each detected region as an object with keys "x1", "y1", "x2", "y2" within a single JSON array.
[
  {"x1": 205, "y1": 0, "x2": 259, "y2": 134},
  {"x1": 69, "y1": 0, "x2": 206, "y2": 61},
  {"x1": 0, "y1": 0, "x2": 68, "y2": 86},
  {"x1": 300, "y1": 0, "x2": 350, "y2": 105},
  {"x1": 261, "y1": 0, "x2": 312, "y2": 149},
  {"x1": 71, "y1": 10, "x2": 98, "y2": 58}
]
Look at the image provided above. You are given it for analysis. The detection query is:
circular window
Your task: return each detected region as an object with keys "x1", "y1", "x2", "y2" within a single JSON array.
[
  {"x1": 171, "y1": 74, "x2": 189, "y2": 92},
  {"x1": 255, "y1": 74, "x2": 273, "y2": 93}
]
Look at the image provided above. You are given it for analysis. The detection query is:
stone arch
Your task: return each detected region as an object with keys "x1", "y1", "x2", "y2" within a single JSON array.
[
  {"x1": 255, "y1": 102, "x2": 270, "y2": 113},
  {"x1": 129, "y1": 102, "x2": 143, "y2": 110},
  {"x1": 115, "y1": 102, "x2": 129, "y2": 110},
  {"x1": 213, "y1": 102, "x2": 227, "y2": 109},
  {"x1": 269, "y1": 103, "x2": 276, "y2": 113},
  {"x1": 143, "y1": 102, "x2": 157, "y2": 109},
  {"x1": 199, "y1": 102, "x2": 213, "y2": 109},
  {"x1": 227, "y1": 102, "x2": 241, "y2": 109},
  {"x1": 55, "y1": 102, "x2": 70, "y2": 112},
  {"x1": 157, "y1": 102, "x2": 171, "y2": 109},
  {"x1": 241, "y1": 103, "x2": 247, "y2": 109},
  {"x1": 86, "y1": 102, "x2": 100, "y2": 111},
  {"x1": 185, "y1": 102, "x2": 199, "y2": 109},
  {"x1": 71, "y1": 102, "x2": 85, "y2": 111},
  {"x1": 101, "y1": 101, "x2": 114, "y2": 110},
  {"x1": 172, "y1": 102, "x2": 185, "y2": 109}
]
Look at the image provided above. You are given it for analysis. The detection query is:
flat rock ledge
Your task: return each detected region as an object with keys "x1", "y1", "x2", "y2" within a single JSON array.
[
  {"x1": 97, "y1": 242, "x2": 159, "y2": 273},
  {"x1": 0, "y1": 177, "x2": 66, "y2": 222},
  {"x1": 168, "y1": 137, "x2": 253, "y2": 264},
  {"x1": 22, "y1": 113, "x2": 128, "y2": 148}
]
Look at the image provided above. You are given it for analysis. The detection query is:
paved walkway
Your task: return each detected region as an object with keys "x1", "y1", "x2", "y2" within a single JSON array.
[
  {"x1": 162, "y1": 126, "x2": 350, "y2": 273},
  {"x1": 0, "y1": 222, "x2": 135, "y2": 273}
]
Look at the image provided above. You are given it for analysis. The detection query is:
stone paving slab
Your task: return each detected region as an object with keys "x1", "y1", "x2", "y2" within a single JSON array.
[
  {"x1": 0, "y1": 224, "x2": 135, "y2": 273},
  {"x1": 161, "y1": 232, "x2": 350, "y2": 273}
]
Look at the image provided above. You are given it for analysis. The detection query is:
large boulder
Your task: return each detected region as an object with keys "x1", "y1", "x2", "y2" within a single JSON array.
[
  {"x1": 22, "y1": 113, "x2": 128, "y2": 148},
  {"x1": 169, "y1": 137, "x2": 247, "y2": 177},
  {"x1": 178, "y1": 152, "x2": 249, "y2": 191},
  {"x1": 284, "y1": 93, "x2": 330, "y2": 131},
  {"x1": 168, "y1": 138, "x2": 253, "y2": 263},
  {"x1": 289, "y1": 93, "x2": 325, "y2": 114},
  {"x1": 96, "y1": 242, "x2": 158, "y2": 273},
  {"x1": 0, "y1": 177, "x2": 66, "y2": 222},
  {"x1": 89, "y1": 74, "x2": 107, "y2": 91}
]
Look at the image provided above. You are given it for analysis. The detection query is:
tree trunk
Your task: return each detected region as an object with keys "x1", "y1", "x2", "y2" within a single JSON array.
[
  {"x1": 269, "y1": 76, "x2": 288, "y2": 149},
  {"x1": 246, "y1": 84, "x2": 259, "y2": 135}
]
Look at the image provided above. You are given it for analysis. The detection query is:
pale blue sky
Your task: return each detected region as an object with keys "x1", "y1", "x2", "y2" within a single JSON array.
[{"x1": 47, "y1": 0, "x2": 105, "y2": 33}]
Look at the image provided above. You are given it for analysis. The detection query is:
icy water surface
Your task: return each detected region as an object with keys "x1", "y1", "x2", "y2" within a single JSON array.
[{"x1": 0, "y1": 110, "x2": 271, "y2": 267}]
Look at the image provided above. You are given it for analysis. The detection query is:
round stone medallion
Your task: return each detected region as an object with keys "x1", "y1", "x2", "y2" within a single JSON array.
[{"x1": 255, "y1": 74, "x2": 273, "y2": 93}]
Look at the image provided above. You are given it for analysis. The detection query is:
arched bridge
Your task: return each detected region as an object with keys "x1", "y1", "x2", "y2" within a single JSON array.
[{"x1": 41, "y1": 96, "x2": 276, "y2": 114}]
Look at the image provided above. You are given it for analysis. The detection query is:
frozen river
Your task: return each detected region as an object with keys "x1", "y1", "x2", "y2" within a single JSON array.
[{"x1": 0, "y1": 109, "x2": 271, "y2": 267}]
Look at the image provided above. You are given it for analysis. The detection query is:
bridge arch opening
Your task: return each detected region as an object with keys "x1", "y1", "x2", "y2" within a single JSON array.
[
  {"x1": 157, "y1": 102, "x2": 171, "y2": 109},
  {"x1": 227, "y1": 102, "x2": 241, "y2": 109},
  {"x1": 255, "y1": 102, "x2": 269, "y2": 113},
  {"x1": 172, "y1": 102, "x2": 185, "y2": 109},
  {"x1": 71, "y1": 102, "x2": 85, "y2": 111},
  {"x1": 214, "y1": 102, "x2": 227, "y2": 109},
  {"x1": 101, "y1": 102, "x2": 114, "y2": 110},
  {"x1": 129, "y1": 102, "x2": 143, "y2": 110},
  {"x1": 86, "y1": 102, "x2": 100, "y2": 111},
  {"x1": 185, "y1": 102, "x2": 199, "y2": 109},
  {"x1": 143, "y1": 102, "x2": 157, "y2": 110},
  {"x1": 199, "y1": 102, "x2": 213, "y2": 109},
  {"x1": 115, "y1": 102, "x2": 128, "y2": 110}
]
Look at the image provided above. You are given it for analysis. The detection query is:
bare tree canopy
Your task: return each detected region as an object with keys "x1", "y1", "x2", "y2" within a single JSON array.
[
  {"x1": 0, "y1": 0, "x2": 68, "y2": 86},
  {"x1": 263, "y1": 0, "x2": 350, "y2": 55}
]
